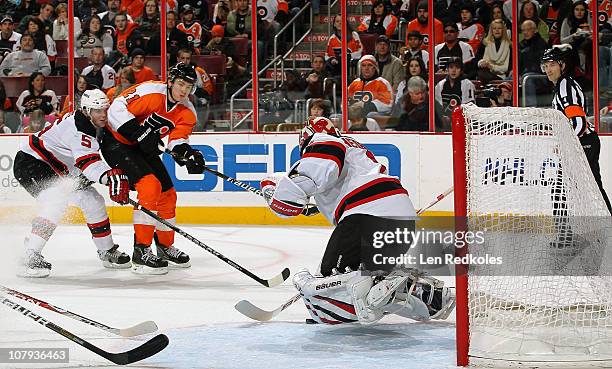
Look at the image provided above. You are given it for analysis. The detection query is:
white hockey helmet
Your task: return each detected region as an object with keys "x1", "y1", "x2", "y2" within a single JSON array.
[
  {"x1": 299, "y1": 116, "x2": 341, "y2": 154},
  {"x1": 80, "y1": 89, "x2": 110, "y2": 115}
]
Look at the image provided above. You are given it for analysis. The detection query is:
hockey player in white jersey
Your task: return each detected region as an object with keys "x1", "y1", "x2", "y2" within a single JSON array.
[
  {"x1": 261, "y1": 117, "x2": 455, "y2": 324},
  {"x1": 13, "y1": 89, "x2": 131, "y2": 278}
]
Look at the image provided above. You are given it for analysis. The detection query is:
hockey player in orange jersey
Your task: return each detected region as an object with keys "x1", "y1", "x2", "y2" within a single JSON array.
[{"x1": 101, "y1": 63, "x2": 205, "y2": 275}]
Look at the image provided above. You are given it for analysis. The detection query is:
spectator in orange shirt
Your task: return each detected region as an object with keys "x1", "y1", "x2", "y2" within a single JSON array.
[
  {"x1": 348, "y1": 55, "x2": 394, "y2": 115},
  {"x1": 121, "y1": 0, "x2": 144, "y2": 20},
  {"x1": 357, "y1": 0, "x2": 398, "y2": 38},
  {"x1": 326, "y1": 15, "x2": 363, "y2": 76},
  {"x1": 107, "y1": 66, "x2": 136, "y2": 101},
  {"x1": 114, "y1": 12, "x2": 144, "y2": 56},
  {"x1": 130, "y1": 48, "x2": 156, "y2": 83},
  {"x1": 406, "y1": 0, "x2": 443, "y2": 50},
  {"x1": 457, "y1": 3, "x2": 485, "y2": 54}
]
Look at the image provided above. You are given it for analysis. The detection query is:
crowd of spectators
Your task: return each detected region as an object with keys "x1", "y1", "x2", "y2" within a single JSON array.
[
  {"x1": 0, "y1": 0, "x2": 266, "y2": 133},
  {"x1": 265, "y1": 0, "x2": 609, "y2": 132},
  {"x1": 0, "y1": 0, "x2": 610, "y2": 133}
]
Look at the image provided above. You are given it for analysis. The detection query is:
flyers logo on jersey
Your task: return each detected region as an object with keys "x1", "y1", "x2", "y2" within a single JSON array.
[{"x1": 354, "y1": 91, "x2": 373, "y2": 102}]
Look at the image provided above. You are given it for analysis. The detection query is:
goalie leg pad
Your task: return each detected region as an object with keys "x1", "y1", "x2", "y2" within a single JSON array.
[
  {"x1": 346, "y1": 273, "x2": 384, "y2": 324},
  {"x1": 293, "y1": 269, "x2": 360, "y2": 324}
]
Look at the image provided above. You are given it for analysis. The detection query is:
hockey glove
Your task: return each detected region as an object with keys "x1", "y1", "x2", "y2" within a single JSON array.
[
  {"x1": 260, "y1": 175, "x2": 307, "y2": 218},
  {"x1": 171, "y1": 143, "x2": 206, "y2": 174},
  {"x1": 143, "y1": 113, "x2": 175, "y2": 135},
  {"x1": 105, "y1": 168, "x2": 129, "y2": 204}
]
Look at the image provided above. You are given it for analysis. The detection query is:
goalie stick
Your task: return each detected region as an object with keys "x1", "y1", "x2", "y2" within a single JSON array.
[
  {"x1": 0, "y1": 296, "x2": 169, "y2": 365},
  {"x1": 234, "y1": 188, "x2": 454, "y2": 320},
  {"x1": 128, "y1": 198, "x2": 290, "y2": 288},
  {"x1": 0, "y1": 286, "x2": 157, "y2": 337},
  {"x1": 163, "y1": 148, "x2": 319, "y2": 216}
]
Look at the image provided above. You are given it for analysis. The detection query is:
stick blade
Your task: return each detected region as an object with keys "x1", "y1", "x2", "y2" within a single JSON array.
[
  {"x1": 105, "y1": 333, "x2": 169, "y2": 365},
  {"x1": 118, "y1": 320, "x2": 159, "y2": 337},
  {"x1": 235, "y1": 300, "x2": 276, "y2": 321},
  {"x1": 261, "y1": 268, "x2": 291, "y2": 288}
]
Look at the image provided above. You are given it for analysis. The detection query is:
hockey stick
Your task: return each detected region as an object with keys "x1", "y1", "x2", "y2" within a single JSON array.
[
  {"x1": 128, "y1": 198, "x2": 290, "y2": 288},
  {"x1": 163, "y1": 148, "x2": 319, "y2": 215},
  {"x1": 163, "y1": 148, "x2": 263, "y2": 196},
  {"x1": 415, "y1": 186, "x2": 454, "y2": 214},
  {"x1": 0, "y1": 286, "x2": 157, "y2": 337},
  {"x1": 234, "y1": 187, "x2": 455, "y2": 321},
  {"x1": 234, "y1": 293, "x2": 302, "y2": 322},
  {"x1": 0, "y1": 296, "x2": 169, "y2": 365}
]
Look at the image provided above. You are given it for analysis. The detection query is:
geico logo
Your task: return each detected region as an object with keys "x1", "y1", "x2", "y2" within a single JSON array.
[
  {"x1": 170, "y1": 142, "x2": 401, "y2": 192},
  {"x1": 315, "y1": 281, "x2": 341, "y2": 290},
  {"x1": 0, "y1": 154, "x2": 13, "y2": 171}
]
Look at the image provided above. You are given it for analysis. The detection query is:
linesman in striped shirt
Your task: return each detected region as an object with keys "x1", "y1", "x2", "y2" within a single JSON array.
[{"x1": 541, "y1": 45, "x2": 611, "y2": 214}]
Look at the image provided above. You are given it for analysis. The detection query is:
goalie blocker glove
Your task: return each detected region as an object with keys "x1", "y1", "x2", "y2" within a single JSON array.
[
  {"x1": 171, "y1": 143, "x2": 205, "y2": 174},
  {"x1": 103, "y1": 168, "x2": 130, "y2": 204},
  {"x1": 260, "y1": 174, "x2": 313, "y2": 218},
  {"x1": 117, "y1": 113, "x2": 175, "y2": 154},
  {"x1": 261, "y1": 174, "x2": 320, "y2": 217}
]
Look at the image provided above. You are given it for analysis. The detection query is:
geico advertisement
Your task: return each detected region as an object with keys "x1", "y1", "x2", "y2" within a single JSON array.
[
  {"x1": 168, "y1": 134, "x2": 410, "y2": 192},
  {"x1": 0, "y1": 134, "x2": 418, "y2": 203}
]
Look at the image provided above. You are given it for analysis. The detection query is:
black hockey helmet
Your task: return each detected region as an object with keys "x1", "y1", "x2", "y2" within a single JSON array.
[
  {"x1": 169, "y1": 62, "x2": 197, "y2": 85},
  {"x1": 540, "y1": 44, "x2": 572, "y2": 71}
]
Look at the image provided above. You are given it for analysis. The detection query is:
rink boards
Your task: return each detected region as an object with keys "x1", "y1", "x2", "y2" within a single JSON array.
[{"x1": 0, "y1": 133, "x2": 609, "y2": 225}]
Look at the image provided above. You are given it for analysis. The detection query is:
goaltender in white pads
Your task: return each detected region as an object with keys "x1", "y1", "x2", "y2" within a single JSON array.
[{"x1": 260, "y1": 117, "x2": 455, "y2": 324}]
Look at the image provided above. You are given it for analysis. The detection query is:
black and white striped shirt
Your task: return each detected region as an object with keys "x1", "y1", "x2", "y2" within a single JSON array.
[{"x1": 552, "y1": 76, "x2": 593, "y2": 137}]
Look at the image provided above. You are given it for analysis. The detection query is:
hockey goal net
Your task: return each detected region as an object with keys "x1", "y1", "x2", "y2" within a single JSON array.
[{"x1": 452, "y1": 104, "x2": 612, "y2": 367}]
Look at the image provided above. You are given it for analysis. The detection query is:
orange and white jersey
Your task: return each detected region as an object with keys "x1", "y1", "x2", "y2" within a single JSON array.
[
  {"x1": 326, "y1": 32, "x2": 363, "y2": 61},
  {"x1": 357, "y1": 14, "x2": 398, "y2": 38},
  {"x1": 21, "y1": 111, "x2": 111, "y2": 182},
  {"x1": 257, "y1": 0, "x2": 278, "y2": 23},
  {"x1": 457, "y1": 22, "x2": 485, "y2": 53},
  {"x1": 274, "y1": 133, "x2": 415, "y2": 225},
  {"x1": 177, "y1": 21, "x2": 203, "y2": 48},
  {"x1": 107, "y1": 81, "x2": 197, "y2": 150},
  {"x1": 348, "y1": 77, "x2": 393, "y2": 114},
  {"x1": 195, "y1": 66, "x2": 214, "y2": 96}
]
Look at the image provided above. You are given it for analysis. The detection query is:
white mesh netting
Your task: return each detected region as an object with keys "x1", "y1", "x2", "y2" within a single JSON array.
[{"x1": 459, "y1": 104, "x2": 612, "y2": 363}]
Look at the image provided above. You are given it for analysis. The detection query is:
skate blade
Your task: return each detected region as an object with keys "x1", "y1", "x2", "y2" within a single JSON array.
[
  {"x1": 131, "y1": 264, "x2": 168, "y2": 275},
  {"x1": 103, "y1": 260, "x2": 133, "y2": 269},
  {"x1": 431, "y1": 289, "x2": 456, "y2": 320},
  {"x1": 16, "y1": 267, "x2": 50, "y2": 278},
  {"x1": 166, "y1": 260, "x2": 191, "y2": 269}
]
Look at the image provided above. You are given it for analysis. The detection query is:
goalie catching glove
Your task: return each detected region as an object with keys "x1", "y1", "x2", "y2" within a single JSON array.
[
  {"x1": 171, "y1": 143, "x2": 206, "y2": 174},
  {"x1": 102, "y1": 168, "x2": 129, "y2": 204},
  {"x1": 260, "y1": 174, "x2": 318, "y2": 217}
]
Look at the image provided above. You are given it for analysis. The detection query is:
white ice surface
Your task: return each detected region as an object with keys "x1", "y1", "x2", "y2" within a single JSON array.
[{"x1": 0, "y1": 224, "x2": 458, "y2": 369}]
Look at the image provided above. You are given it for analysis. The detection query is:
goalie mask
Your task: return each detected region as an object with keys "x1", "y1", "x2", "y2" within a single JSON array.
[{"x1": 299, "y1": 117, "x2": 341, "y2": 154}]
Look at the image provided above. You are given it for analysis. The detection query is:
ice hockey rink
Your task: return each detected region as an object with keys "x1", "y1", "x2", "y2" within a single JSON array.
[{"x1": 0, "y1": 224, "x2": 458, "y2": 369}]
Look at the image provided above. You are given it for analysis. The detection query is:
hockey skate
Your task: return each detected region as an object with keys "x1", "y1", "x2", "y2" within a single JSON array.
[
  {"x1": 370, "y1": 268, "x2": 456, "y2": 321},
  {"x1": 97, "y1": 245, "x2": 131, "y2": 269},
  {"x1": 412, "y1": 282, "x2": 456, "y2": 320},
  {"x1": 18, "y1": 250, "x2": 51, "y2": 278},
  {"x1": 154, "y1": 236, "x2": 191, "y2": 268},
  {"x1": 132, "y1": 244, "x2": 168, "y2": 275}
]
